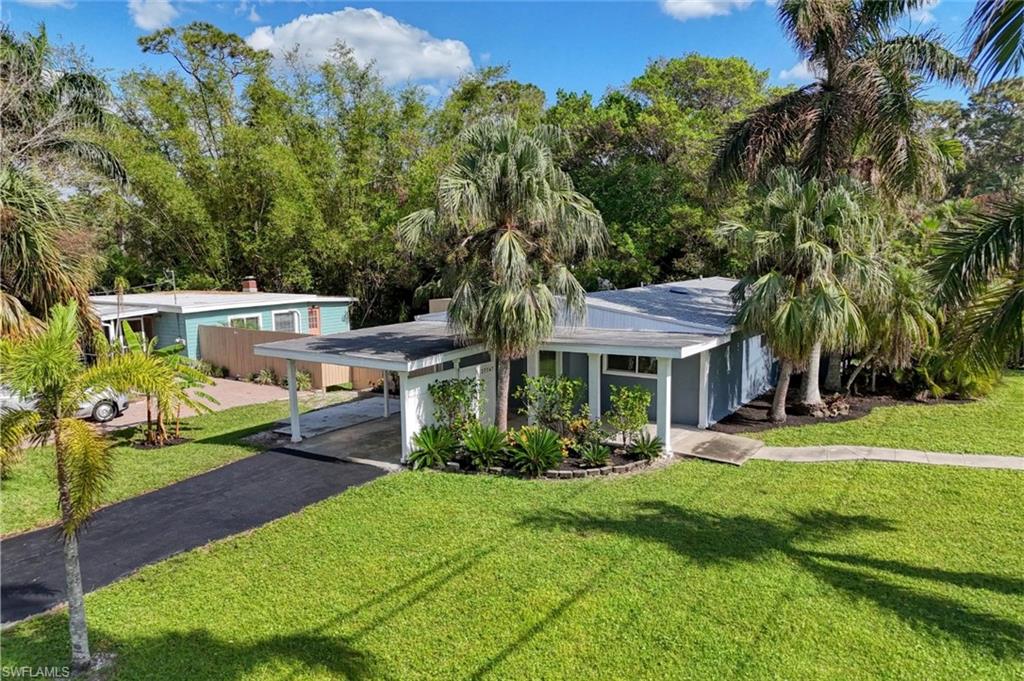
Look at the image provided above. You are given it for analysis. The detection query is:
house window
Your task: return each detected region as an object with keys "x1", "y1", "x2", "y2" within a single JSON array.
[
  {"x1": 603, "y1": 354, "x2": 658, "y2": 377},
  {"x1": 539, "y1": 350, "x2": 557, "y2": 377},
  {"x1": 272, "y1": 310, "x2": 301, "y2": 333},
  {"x1": 229, "y1": 315, "x2": 261, "y2": 330}
]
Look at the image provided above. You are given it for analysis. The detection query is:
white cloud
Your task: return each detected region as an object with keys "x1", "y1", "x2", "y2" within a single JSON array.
[
  {"x1": 128, "y1": 0, "x2": 178, "y2": 31},
  {"x1": 778, "y1": 59, "x2": 821, "y2": 83},
  {"x1": 246, "y1": 8, "x2": 473, "y2": 83},
  {"x1": 659, "y1": 0, "x2": 754, "y2": 21},
  {"x1": 910, "y1": 0, "x2": 939, "y2": 24},
  {"x1": 237, "y1": 0, "x2": 261, "y2": 23}
]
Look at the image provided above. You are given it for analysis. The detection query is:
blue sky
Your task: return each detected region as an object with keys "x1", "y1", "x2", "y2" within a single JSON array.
[{"x1": 5, "y1": 1, "x2": 977, "y2": 103}]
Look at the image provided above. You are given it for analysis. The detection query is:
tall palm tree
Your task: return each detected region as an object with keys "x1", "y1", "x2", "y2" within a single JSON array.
[
  {"x1": 399, "y1": 117, "x2": 606, "y2": 430},
  {"x1": 710, "y1": 0, "x2": 973, "y2": 198},
  {"x1": 0, "y1": 302, "x2": 175, "y2": 672},
  {"x1": 718, "y1": 168, "x2": 878, "y2": 420},
  {"x1": 0, "y1": 26, "x2": 125, "y2": 338}
]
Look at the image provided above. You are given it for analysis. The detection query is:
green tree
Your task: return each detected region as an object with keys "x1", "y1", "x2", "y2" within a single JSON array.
[
  {"x1": 399, "y1": 117, "x2": 606, "y2": 430},
  {"x1": 711, "y1": 0, "x2": 973, "y2": 198},
  {"x1": 547, "y1": 55, "x2": 774, "y2": 288},
  {"x1": 718, "y1": 169, "x2": 878, "y2": 420},
  {"x1": 958, "y1": 78, "x2": 1024, "y2": 195},
  {"x1": 0, "y1": 303, "x2": 175, "y2": 671}
]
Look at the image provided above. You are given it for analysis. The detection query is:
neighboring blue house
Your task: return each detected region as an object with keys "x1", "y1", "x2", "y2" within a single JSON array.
[{"x1": 91, "y1": 286, "x2": 355, "y2": 360}]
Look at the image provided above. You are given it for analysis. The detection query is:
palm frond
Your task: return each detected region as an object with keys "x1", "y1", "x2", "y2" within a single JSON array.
[
  {"x1": 58, "y1": 417, "x2": 115, "y2": 536},
  {"x1": 966, "y1": 0, "x2": 1024, "y2": 83},
  {"x1": 0, "y1": 407, "x2": 41, "y2": 478}
]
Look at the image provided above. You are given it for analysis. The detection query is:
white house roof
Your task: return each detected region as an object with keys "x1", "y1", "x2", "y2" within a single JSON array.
[
  {"x1": 92, "y1": 302, "x2": 160, "y2": 321},
  {"x1": 585, "y1": 276, "x2": 739, "y2": 334},
  {"x1": 541, "y1": 326, "x2": 728, "y2": 358},
  {"x1": 89, "y1": 291, "x2": 356, "y2": 315}
]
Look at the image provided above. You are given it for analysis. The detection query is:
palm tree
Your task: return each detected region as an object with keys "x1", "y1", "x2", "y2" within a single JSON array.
[
  {"x1": 930, "y1": 196, "x2": 1024, "y2": 365},
  {"x1": 119, "y1": 322, "x2": 215, "y2": 446},
  {"x1": 0, "y1": 26, "x2": 125, "y2": 338},
  {"x1": 399, "y1": 117, "x2": 606, "y2": 430},
  {"x1": 710, "y1": 0, "x2": 973, "y2": 198},
  {"x1": 718, "y1": 168, "x2": 877, "y2": 420},
  {"x1": 966, "y1": 0, "x2": 1024, "y2": 83},
  {"x1": 0, "y1": 302, "x2": 175, "y2": 672},
  {"x1": 845, "y1": 264, "x2": 938, "y2": 394}
]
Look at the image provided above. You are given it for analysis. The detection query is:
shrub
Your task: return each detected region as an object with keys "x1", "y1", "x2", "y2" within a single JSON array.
[
  {"x1": 514, "y1": 375, "x2": 583, "y2": 434},
  {"x1": 508, "y1": 426, "x2": 564, "y2": 477},
  {"x1": 566, "y1": 404, "x2": 605, "y2": 447},
  {"x1": 408, "y1": 425, "x2": 458, "y2": 470},
  {"x1": 295, "y1": 370, "x2": 312, "y2": 391},
  {"x1": 460, "y1": 423, "x2": 507, "y2": 470},
  {"x1": 605, "y1": 384, "x2": 652, "y2": 446},
  {"x1": 253, "y1": 368, "x2": 277, "y2": 386},
  {"x1": 428, "y1": 376, "x2": 483, "y2": 431},
  {"x1": 629, "y1": 431, "x2": 664, "y2": 461},
  {"x1": 188, "y1": 359, "x2": 226, "y2": 378},
  {"x1": 577, "y1": 441, "x2": 611, "y2": 468}
]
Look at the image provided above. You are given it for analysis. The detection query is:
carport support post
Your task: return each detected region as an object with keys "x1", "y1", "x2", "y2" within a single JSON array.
[
  {"x1": 287, "y1": 359, "x2": 301, "y2": 443},
  {"x1": 656, "y1": 357, "x2": 673, "y2": 456},
  {"x1": 697, "y1": 350, "x2": 710, "y2": 429},
  {"x1": 587, "y1": 353, "x2": 601, "y2": 421},
  {"x1": 398, "y1": 371, "x2": 414, "y2": 464}
]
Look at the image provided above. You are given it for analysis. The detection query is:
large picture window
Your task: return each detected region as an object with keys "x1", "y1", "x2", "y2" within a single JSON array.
[
  {"x1": 228, "y1": 315, "x2": 261, "y2": 330},
  {"x1": 603, "y1": 354, "x2": 657, "y2": 377}
]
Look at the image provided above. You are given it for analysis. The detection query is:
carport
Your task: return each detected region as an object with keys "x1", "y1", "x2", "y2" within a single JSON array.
[{"x1": 254, "y1": 322, "x2": 487, "y2": 462}]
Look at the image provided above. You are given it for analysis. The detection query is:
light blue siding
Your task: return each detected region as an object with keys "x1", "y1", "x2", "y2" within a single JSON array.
[
  {"x1": 149, "y1": 301, "x2": 352, "y2": 359},
  {"x1": 707, "y1": 333, "x2": 774, "y2": 424}
]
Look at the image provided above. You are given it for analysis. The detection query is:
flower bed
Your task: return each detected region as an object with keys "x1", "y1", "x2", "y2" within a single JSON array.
[{"x1": 408, "y1": 375, "x2": 665, "y2": 479}]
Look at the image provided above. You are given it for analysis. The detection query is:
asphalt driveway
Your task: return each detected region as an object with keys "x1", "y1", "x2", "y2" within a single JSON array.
[{"x1": 0, "y1": 450, "x2": 385, "y2": 623}]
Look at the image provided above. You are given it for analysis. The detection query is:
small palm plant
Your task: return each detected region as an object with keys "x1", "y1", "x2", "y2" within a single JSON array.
[
  {"x1": 0, "y1": 302, "x2": 175, "y2": 671},
  {"x1": 460, "y1": 422, "x2": 507, "y2": 470},
  {"x1": 408, "y1": 425, "x2": 458, "y2": 470},
  {"x1": 117, "y1": 323, "x2": 215, "y2": 445}
]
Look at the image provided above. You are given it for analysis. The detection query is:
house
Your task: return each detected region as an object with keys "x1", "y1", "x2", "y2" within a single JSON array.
[
  {"x1": 90, "y1": 280, "x2": 355, "y2": 360},
  {"x1": 254, "y1": 276, "x2": 775, "y2": 461}
]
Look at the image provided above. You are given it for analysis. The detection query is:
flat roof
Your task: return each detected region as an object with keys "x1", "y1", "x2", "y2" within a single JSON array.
[
  {"x1": 92, "y1": 302, "x2": 160, "y2": 321},
  {"x1": 89, "y1": 291, "x2": 356, "y2": 315},
  {"x1": 586, "y1": 277, "x2": 738, "y2": 334},
  {"x1": 254, "y1": 322, "x2": 485, "y2": 371}
]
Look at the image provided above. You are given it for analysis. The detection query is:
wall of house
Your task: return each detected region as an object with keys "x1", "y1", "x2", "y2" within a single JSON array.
[
  {"x1": 707, "y1": 332, "x2": 775, "y2": 424},
  {"x1": 148, "y1": 302, "x2": 350, "y2": 359}
]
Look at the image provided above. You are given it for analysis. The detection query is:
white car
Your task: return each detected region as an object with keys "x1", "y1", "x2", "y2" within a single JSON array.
[{"x1": 0, "y1": 386, "x2": 130, "y2": 423}]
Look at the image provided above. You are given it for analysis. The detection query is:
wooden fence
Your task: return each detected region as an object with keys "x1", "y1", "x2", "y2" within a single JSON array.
[{"x1": 198, "y1": 325, "x2": 381, "y2": 390}]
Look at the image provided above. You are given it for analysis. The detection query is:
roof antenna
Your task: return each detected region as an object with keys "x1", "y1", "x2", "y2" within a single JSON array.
[{"x1": 164, "y1": 268, "x2": 177, "y2": 305}]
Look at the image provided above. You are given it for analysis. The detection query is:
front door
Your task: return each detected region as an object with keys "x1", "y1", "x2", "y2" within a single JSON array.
[{"x1": 307, "y1": 306, "x2": 321, "y2": 335}]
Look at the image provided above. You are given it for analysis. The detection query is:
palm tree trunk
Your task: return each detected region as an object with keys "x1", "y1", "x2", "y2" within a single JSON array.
[
  {"x1": 802, "y1": 341, "x2": 824, "y2": 407},
  {"x1": 54, "y1": 419, "x2": 91, "y2": 671},
  {"x1": 770, "y1": 359, "x2": 793, "y2": 423},
  {"x1": 145, "y1": 394, "x2": 153, "y2": 444},
  {"x1": 823, "y1": 354, "x2": 843, "y2": 393},
  {"x1": 495, "y1": 355, "x2": 511, "y2": 432},
  {"x1": 844, "y1": 348, "x2": 877, "y2": 396}
]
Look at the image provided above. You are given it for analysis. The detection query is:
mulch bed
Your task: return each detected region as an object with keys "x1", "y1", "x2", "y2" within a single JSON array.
[
  {"x1": 131, "y1": 436, "x2": 192, "y2": 449},
  {"x1": 711, "y1": 390, "x2": 966, "y2": 435}
]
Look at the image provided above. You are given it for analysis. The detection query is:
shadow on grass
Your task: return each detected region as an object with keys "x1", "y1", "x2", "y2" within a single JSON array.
[{"x1": 521, "y1": 501, "x2": 1024, "y2": 659}]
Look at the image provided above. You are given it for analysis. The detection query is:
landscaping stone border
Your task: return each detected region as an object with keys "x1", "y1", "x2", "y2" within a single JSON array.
[{"x1": 441, "y1": 458, "x2": 655, "y2": 479}]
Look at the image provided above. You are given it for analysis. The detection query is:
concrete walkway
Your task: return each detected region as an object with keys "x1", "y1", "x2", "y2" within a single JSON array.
[
  {"x1": 0, "y1": 451, "x2": 385, "y2": 624},
  {"x1": 753, "y1": 445, "x2": 1024, "y2": 470},
  {"x1": 273, "y1": 395, "x2": 400, "y2": 439}
]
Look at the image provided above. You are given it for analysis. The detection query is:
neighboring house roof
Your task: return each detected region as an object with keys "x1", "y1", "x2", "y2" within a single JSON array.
[
  {"x1": 92, "y1": 302, "x2": 160, "y2": 321},
  {"x1": 585, "y1": 276, "x2": 739, "y2": 334},
  {"x1": 89, "y1": 291, "x2": 356, "y2": 315}
]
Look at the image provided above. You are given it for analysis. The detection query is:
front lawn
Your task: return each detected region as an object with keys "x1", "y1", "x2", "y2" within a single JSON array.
[
  {"x1": 750, "y1": 371, "x2": 1024, "y2": 455},
  {"x1": 5, "y1": 461, "x2": 1021, "y2": 679},
  {"x1": 0, "y1": 393, "x2": 355, "y2": 536}
]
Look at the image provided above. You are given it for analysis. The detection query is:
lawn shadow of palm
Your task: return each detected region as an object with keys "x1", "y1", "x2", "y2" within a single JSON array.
[
  {"x1": 88, "y1": 628, "x2": 381, "y2": 680},
  {"x1": 520, "y1": 501, "x2": 1024, "y2": 659}
]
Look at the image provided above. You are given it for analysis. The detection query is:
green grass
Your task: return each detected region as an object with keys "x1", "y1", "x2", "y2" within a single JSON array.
[
  {"x1": 749, "y1": 371, "x2": 1024, "y2": 456},
  {"x1": 0, "y1": 393, "x2": 354, "y2": 536},
  {"x1": 4, "y1": 461, "x2": 1021, "y2": 679}
]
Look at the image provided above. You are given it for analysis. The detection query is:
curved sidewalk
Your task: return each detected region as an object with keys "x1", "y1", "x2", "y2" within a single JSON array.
[{"x1": 753, "y1": 445, "x2": 1024, "y2": 470}]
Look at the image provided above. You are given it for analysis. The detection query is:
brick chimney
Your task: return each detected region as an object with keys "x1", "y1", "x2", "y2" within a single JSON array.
[{"x1": 241, "y1": 276, "x2": 258, "y2": 293}]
